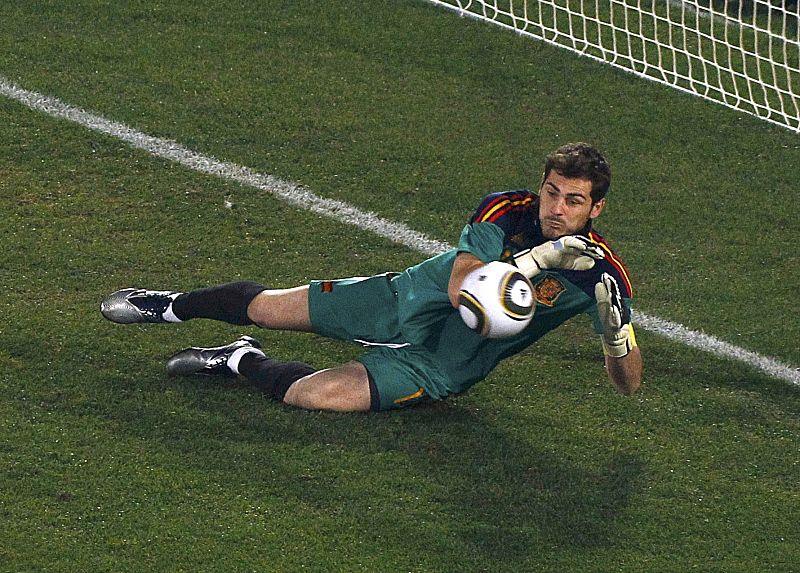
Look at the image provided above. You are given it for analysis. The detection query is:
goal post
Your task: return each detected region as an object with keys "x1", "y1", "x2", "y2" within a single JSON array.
[{"x1": 423, "y1": 0, "x2": 800, "y2": 132}]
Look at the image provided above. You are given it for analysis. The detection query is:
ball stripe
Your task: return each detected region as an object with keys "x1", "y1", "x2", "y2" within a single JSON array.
[
  {"x1": 499, "y1": 272, "x2": 535, "y2": 319},
  {"x1": 457, "y1": 290, "x2": 490, "y2": 337}
]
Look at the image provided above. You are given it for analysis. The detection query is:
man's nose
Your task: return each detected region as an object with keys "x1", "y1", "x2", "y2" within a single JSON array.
[{"x1": 550, "y1": 196, "x2": 566, "y2": 214}]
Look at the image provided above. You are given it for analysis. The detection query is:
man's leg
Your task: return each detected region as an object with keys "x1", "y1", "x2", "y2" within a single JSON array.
[
  {"x1": 245, "y1": 286, "x2": 312, "y2": 331},
  {"x1": 165, "y1": 336, "x2": 372, "y2": 412},
  {"x1": 281, "y1": 362, "x2": 372, "y2": 412},
  {"x1": 175, "y1": 284, "x2": 314, "y2": 331},
  {"x1": 101, "y1": 283, "x2": 313, "y2": 332},
  {"x1": 104, "y1": 277, "x2": 385, "y2": 412},
  {"x1": 234, "y1": 348, "x2": 371, "y2": 411}
]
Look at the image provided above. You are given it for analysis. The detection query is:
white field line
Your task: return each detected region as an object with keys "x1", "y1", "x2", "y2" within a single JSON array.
[{"x1": 1, "y1": 76, "x2": 797, "y2": 386}]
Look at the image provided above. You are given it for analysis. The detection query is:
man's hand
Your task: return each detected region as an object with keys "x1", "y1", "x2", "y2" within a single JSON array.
[
  {"x1": 595, "y1": 272, "x2": 634, "y2": 358},
  {"x1": 513, "y1": 235, "x2": 604, "y2": 278}
]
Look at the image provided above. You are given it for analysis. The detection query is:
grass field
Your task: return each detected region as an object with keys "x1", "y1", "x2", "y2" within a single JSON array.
[{"x1": 1, "y1": 1, "x2": 798, "y2": 571}]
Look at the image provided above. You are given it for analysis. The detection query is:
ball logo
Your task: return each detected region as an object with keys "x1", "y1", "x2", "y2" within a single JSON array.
[{"x1": 501, "y1": 273, "x2": 533, "y2": 319}]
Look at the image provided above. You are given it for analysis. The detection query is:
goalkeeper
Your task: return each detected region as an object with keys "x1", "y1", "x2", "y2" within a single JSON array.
[{"x1": 101, "y1": 142, "x2": 642, "y2": 411}]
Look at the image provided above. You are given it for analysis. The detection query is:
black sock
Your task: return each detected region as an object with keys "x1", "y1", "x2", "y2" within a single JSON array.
[
  {"x1": 238, "y1": 352, "x2": 316, "y2": 401},
  {"x1": 171, "y1": 281, "x2": 267, "y2": 325}
]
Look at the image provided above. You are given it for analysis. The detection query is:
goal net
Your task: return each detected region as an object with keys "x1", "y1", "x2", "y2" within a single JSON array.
[{"x1": 424, "y1": 0, "x2": 800, "y2": 132}]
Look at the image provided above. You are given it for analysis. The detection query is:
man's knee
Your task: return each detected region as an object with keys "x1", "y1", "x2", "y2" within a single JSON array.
[
  {"x1": 248, "y1": 286, "x2": 312, "y2": 331},
  {"x1": 283, "y1": 362, "x2": 371, "y2": 412}
]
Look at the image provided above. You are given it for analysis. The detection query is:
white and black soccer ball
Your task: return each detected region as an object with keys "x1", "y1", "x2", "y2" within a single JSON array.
[{"x1": 457, "y1": 261, "x2": 535, "y2": 338}]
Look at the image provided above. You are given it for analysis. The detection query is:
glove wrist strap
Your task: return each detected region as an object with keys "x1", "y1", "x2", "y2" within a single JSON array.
[
  {"x1": 602, "y1": 339, "x2": 630, "y2": 358},
  {"x1": 602, "y1": 324, "x2": 636, "y2": 358}
]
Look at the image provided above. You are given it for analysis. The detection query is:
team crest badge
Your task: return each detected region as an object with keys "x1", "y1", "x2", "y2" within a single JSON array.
[{"x1": 533, "y1": 276, "x2": 566, "y2": 307}]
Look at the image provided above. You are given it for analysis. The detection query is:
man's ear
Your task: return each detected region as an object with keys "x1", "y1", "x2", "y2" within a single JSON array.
[{"x1": 590, "y1": 198, "x2": 606, "y2": 219}]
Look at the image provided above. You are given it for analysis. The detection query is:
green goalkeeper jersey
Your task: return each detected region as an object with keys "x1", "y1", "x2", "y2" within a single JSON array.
[{"x1": 389, "y1": 189, "x2": 633, "y2": 394}]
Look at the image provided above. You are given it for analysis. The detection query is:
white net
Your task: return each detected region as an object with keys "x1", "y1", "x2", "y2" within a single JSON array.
[{"x1": 424, "y1": 0, "x2": 800, "y2": 132}]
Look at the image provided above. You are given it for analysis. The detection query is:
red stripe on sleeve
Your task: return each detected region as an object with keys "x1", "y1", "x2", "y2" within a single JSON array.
[
  {"x1": 589, "y1": 231, "x2": 634, "y2": 297},
  {"x1": 475, "y1": 196, "x2": 511, "y2": 223}
]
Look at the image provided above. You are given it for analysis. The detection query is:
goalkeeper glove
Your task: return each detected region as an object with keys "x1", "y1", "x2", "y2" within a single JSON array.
[
  {"x1": 513, "y1": 235, "x2": 604, "y2": 279},
  {"x1": 595, "y1": 272, "x2": 634, "y2": 358}
]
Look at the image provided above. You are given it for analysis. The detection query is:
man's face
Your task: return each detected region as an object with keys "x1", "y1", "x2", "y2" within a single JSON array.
[{"x1": 538, "y1": 170, "x2": 606, "y2": 239}]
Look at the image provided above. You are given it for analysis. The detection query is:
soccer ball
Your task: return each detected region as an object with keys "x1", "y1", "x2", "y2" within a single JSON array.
[{"x1": 457, "y1": 261, "x2": 535, "y2": 338}]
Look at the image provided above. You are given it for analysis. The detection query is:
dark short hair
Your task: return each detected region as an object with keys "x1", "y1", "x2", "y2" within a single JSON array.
[{"x1": 542, "y1": 142, "x2": 611, "y2": 203}]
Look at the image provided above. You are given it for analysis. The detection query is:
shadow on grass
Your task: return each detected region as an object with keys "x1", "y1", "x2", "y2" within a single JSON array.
[
  {"x1": 17, "y1": 321, "x2": 799, "y2": 569},
  {"x1": 14, "y1": 325, "x2": 654, "y2": 567},
  {"x1": 106, "y1": 371, "x2": 646, "y2": 564}
]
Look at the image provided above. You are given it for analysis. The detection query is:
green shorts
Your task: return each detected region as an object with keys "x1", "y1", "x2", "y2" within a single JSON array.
[{"x1": 308, "y1": 274, "x2": 452, "y2": 411}]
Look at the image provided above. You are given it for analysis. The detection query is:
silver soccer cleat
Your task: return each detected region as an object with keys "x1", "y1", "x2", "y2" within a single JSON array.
[
  {"x1": 101, "y1": 288, "x2": 181, "y2": 324},
  {"x1": 165, "y1": 335, "x2": 262, "y2": 378}
]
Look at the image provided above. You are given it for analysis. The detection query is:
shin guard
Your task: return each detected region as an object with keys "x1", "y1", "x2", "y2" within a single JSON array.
[{"x1": 171, "y1": 281, "x2": 267, "y2": 325}]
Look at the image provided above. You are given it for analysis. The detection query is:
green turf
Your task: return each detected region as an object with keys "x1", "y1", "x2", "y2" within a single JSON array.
[{"x1": 1, "y1": 1, "x2": 798, "y2": 571}]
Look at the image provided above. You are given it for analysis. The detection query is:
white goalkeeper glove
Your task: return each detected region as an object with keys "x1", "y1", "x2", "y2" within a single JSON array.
[
  {"x1": 595, "y1": 272, "x2": 634, "y2": 358},
  {"x1": 513, "y1": 235, "x2": 605, "y2": 279}
]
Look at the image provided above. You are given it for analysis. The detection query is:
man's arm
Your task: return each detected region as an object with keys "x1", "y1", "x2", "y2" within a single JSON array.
[
  {"x1": 606, "y1": 346, "x2": 642, "y2": 395},
  {"x1": 450, "y1": 236, "x2": 606, "y2": 308},
  {"x1": 453, "y1": 252, "x2": 643, "y2": 393},
  {"x1": 448, "y1": 252, "x2": 485, "y2": 308},
  {"x1": 595, "y1": 274, "x2": 643, "y2": 396}
]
